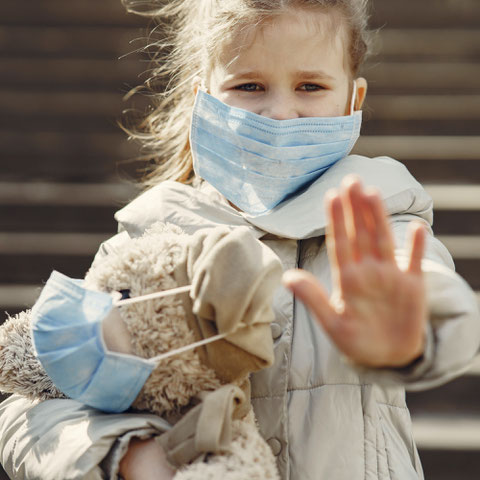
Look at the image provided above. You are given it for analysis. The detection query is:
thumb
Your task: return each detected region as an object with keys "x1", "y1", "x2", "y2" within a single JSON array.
[{"x1": 282, "y1": 269, "x2": 336, "y2": 333}]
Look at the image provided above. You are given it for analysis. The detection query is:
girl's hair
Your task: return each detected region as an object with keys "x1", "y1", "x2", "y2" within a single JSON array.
[{"x1": 122, "y1": 0, "x2": 373, "y2": 187}]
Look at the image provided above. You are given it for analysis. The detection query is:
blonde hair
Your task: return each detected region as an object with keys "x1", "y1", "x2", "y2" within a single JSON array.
[{"x1": 121, "y1": 0, "x2": 372, "y2": 187}]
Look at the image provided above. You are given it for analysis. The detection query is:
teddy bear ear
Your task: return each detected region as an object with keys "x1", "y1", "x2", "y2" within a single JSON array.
[{"x1": 0, "y1": 310, "x2": 63, "y2": 400}]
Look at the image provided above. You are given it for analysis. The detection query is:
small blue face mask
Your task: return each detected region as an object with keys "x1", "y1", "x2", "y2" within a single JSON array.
[
  {"x1": 190, "y1": 84, "x2": 362, "y2": 216},
  {"x1": 31, "y1": 271, "x2": 227, "y2": 413}
]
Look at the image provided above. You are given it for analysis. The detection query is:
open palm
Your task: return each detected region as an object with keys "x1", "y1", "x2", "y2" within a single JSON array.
[{"x1": 284, "y1": 176, "x2": 427, "y2": 368}]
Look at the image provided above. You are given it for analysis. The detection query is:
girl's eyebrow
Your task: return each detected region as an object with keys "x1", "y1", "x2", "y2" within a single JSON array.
[
  {"x1": 229, "y1": 70, "x2": 335, "y2": 81},
  {"x1": 228, "y1": 70, "x2": 263, "y2": 80},
  {"x1": 295, "y1": 70, "x2": 335, "y2": 81}
]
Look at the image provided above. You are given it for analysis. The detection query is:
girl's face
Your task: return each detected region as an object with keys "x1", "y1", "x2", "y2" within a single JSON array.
[{"x1": 208, "y1": 8, "x2": 367, "y2": 119}]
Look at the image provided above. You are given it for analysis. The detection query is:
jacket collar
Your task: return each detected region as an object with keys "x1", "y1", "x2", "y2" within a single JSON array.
[{"x1": 115, "y1": 155, "x2": 432, "y2": 240}]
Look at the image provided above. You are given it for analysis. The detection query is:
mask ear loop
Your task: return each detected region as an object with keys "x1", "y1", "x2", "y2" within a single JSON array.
[
  {"x1": 112, "y1": 285, "x2": 243, "y2": 364},
  {"x1": 148, "y1": 331, "x2": 230, "y2": 363},
  {"x1": 113, "y1": 285, "x2": 193, "y2": 306},
  {"x1": 350, "y1": 81, "x2": 357, "y2": 116}
]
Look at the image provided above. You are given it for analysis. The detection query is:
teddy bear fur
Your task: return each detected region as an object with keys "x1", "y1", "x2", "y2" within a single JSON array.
[{"x1": 0, "y1": 222, "x2": 280, "y2": 479}]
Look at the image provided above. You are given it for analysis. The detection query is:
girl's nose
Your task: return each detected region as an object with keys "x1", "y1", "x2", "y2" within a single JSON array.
[{"x1": 259, "y1": 92, "x2": 299, "y2": 120}]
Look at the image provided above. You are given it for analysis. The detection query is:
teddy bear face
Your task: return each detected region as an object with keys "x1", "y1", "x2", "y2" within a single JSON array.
[{"x1": 84, "y1": 223, "x2": 222, "y2": 416}]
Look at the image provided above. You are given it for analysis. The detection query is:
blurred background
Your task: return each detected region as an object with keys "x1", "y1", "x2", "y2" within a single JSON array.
[{"x1": 0, "y1": 0, "x2": 479, "y2": 478}]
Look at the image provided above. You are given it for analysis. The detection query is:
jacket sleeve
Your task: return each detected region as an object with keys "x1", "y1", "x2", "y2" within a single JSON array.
[
  {"x1": 92, "y1": 231, "x2": 132, "y2": 267},
  {"x1": 359, "y1": 212, "x2": 480, "y2": 390},
  {"x1": 0, "y1": 230, "x2": 173, "y2": 480},
  {"x1": 0, "y1": 395, "x2": 171, "y2": 480}
]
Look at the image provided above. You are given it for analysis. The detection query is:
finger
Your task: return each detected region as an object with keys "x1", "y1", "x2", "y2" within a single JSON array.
[
  {"x1": 364, "y1": 188, "x2": 396, "y2": 262},
  {"x1": 342, "y1": 178, "x2": 373, "y2": 260},
  {"x1": 406, "y1": 221, "x2": 426, "y2": 274},
  {"x1": 282, "y1": 269, "x2": 337, "y2": 334},
  {"x1": 325, "y1": 189, "x2": 354, "y2": 270}
]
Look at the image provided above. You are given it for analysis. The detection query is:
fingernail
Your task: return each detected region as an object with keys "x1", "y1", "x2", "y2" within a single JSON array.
[
  {"x1": 325, "y1": 188, "x2": 338, "y2": 200},
  {"x1": 282, "y1": 269, "x2": 305, "y2": 287},
  {"x1": 341, "y1": 174, "x2": 361, "y2": 188},
  {"x1": 364, "y1": 186, "x2": 380, "y2": 197}
]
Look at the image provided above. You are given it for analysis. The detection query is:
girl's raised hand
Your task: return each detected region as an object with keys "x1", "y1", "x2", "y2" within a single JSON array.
[{"x1": 283, "y1": 175, "x2": 428, "y2": 368}]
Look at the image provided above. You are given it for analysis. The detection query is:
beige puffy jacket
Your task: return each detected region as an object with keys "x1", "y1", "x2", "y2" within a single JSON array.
[{"x1": 1, "y1": 155, "x2": 479, "y2": 480}]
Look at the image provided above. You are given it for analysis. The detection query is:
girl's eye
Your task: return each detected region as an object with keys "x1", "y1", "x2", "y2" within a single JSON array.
[
  {"x1": 299, "y1": 84, "x2": 325, "y2": 92},
  {"x1": 234, "y1": 83, "x2": 262, "y2": 92}
]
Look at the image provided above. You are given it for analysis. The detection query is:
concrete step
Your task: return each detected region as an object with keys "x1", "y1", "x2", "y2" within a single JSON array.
[
  {"x1": 0, "y1": 0, "x2": 143, "y2": 27},
  {"x1": 0, "y1": 134, "x2": 138, "y2": 183},
  {"x1": 355, "y1": 136, "x2": 480, "y2": 161},
  {"x1": 369, "y1": 0, "x2": 480, "y2": 29},
  {"x1": 0, "y1": 254, "x2": 94, "y2": 286},
  {"x1": 0, "y1": 90, "x2": 132, "y2": 118},
  {"x1": 365, "y1": 95, "x2": 480, "y2": 121},
  {"x1": 365, "y1": 62, "x2": 480, "y2": 95},
  {"x1": 408, "y1": 360, "x2": 480, "y2": 418},
  {"x1": 402, "y1": 159, "x2": 480, "y2": 184},
  {"x1": 0, "y1": 57, "x2": 143, "y2": 90},
  {"x1": 414, "y1": 413, "x2": 480, "y2": 450},
  {"x1": 0, "y1": 26, "x2": 143, "y2": 58},
  {"x1": 376, "y1": 29, "x2": 480, "y2": 61},
  {"x1": 0, "y1": 182, "x2": 137, "y2": 206},
  {"x1": 418, "y1": 449, "x2": 480, "y2": 480}
]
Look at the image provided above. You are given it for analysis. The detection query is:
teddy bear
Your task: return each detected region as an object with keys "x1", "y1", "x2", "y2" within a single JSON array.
[{"x1": 0, "y1": 222, "x2": 282, "y2": 479}]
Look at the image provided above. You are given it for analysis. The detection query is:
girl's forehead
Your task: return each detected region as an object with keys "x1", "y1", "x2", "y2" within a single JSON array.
[{"x1": 213, "y1": 8, "x2": 349, "y2": 76}]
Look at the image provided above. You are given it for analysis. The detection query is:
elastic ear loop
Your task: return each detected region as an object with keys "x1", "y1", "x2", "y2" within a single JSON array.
[
  {"x1": 350, "y1": 81, "x2": 357, "y2": 116},
  {"x1": 113, "y1": 286, "x2": 239, "y2": 364}
]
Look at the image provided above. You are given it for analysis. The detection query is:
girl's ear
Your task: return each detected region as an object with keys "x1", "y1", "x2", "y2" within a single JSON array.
[{"x1": 355, "y1": 77, "x2": 368, "y2": 110}]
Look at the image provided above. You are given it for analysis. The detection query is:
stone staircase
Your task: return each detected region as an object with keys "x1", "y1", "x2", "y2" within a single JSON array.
[{"x1": 0, "y1": 0, "x2": 479, "y2": 478}]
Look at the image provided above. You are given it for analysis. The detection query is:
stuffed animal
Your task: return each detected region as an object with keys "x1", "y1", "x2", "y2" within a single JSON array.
[{"x1": 0, "y1": 222, "x2": 282, "y2": 479}]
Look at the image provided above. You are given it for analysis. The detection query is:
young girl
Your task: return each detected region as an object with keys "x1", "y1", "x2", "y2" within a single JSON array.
[{"x1": 0, "y1": 1, "x2": 479, "y2": 479}]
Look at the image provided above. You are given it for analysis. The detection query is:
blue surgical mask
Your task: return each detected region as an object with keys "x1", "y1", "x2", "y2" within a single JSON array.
[
  {"x1": 31, "y1": 271, "x2": 228, "y2": 413},
  {"x1": 190, "y1": 85, "x2": 362, "y2": 216}
]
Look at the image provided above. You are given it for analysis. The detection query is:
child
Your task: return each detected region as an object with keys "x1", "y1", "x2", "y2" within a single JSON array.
[{"x1": 0, "y1": 1, "x2": 479, "y2": 479}]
